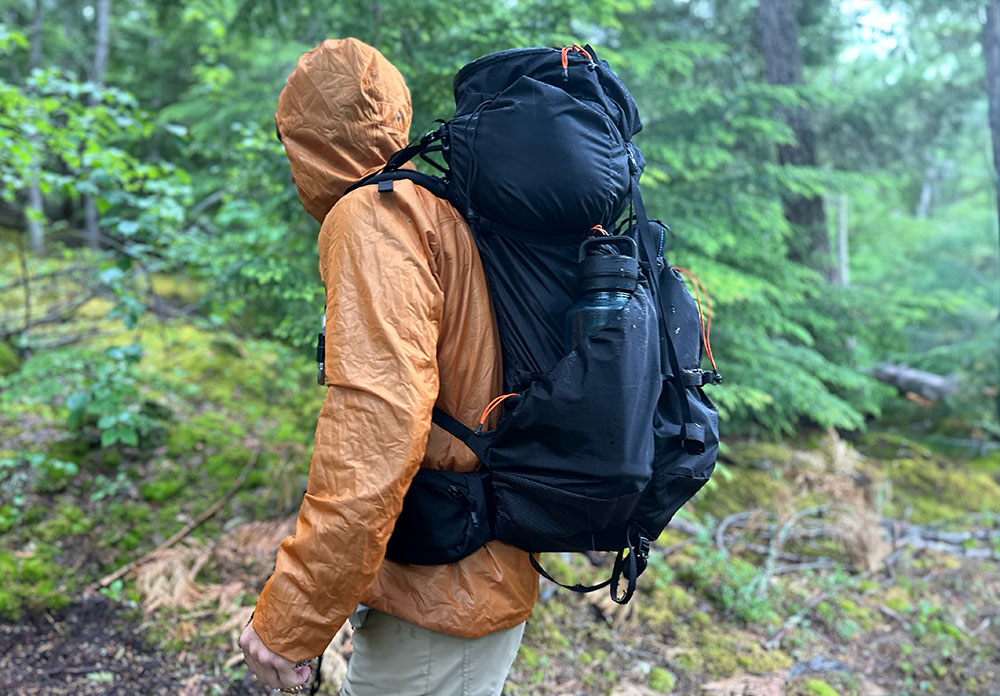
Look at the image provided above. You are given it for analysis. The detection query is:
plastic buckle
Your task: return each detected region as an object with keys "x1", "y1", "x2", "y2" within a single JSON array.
[
  {"x1": 681, "y1": 422, "x2": 706, "y2": 455},
  {"x1": 627, "y1": 148, "x2": 639, "y2": 176},
  {"x1": 637, "y1": 536, "x2": 650, "y2": 559},
  {"x1": 377, "y1": 179, "x2": 394, "y2": 193},
  {"x1": 681, "y1": 370, "x2": 703, "y2": 387},
  {"x1": 316, "y1": 328, "x2": 326, "y2": 386}
]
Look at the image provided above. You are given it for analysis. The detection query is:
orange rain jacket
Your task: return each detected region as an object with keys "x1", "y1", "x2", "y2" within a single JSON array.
[{"x1": 253, "y1": 38, "x2": 538, "y2": 662}]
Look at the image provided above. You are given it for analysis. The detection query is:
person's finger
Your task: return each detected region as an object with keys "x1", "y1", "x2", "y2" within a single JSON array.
[
  {"x1": 272, "y1": 657, "x2": 310, "y2": 690},
  {"x1": 246, "y1": 648, "x2": 281, "y2": 689},
  {"x1": 265, "y1": 661, "x2": 283, "y2": 690}
]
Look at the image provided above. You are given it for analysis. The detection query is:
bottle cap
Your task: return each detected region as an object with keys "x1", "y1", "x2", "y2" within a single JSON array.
[{"x1": 578, "y1": 236, "x2": 639, "y2": 294}]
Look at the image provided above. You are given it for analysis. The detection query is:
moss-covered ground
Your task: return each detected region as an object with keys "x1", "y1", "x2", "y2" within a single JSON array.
[
  {"x1": 1, "y1": 256, "x2": 997, "y2": 695},
  {"x1": 503, "y1": 433, "x2": 999, "y2": 696}
]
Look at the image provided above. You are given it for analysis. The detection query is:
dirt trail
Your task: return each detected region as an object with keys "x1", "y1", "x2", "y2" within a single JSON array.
[{"x1": 0, "y1": 596, "x2": 259, "y2": 696}]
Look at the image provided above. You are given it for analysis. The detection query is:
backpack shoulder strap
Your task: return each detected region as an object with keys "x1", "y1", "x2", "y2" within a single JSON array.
[{"x1": 343, "y1": 169, "x2": 448, "y2": 200}]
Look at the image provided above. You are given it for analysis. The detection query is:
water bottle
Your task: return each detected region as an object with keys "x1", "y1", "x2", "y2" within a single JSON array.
[{"x1": 567, "y1": 235, "x2": 640, "y2": 347}]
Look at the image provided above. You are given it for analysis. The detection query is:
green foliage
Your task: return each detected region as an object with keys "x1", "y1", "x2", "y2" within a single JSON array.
[
  {"x1": 1, "y1": 343, "x2": 165, "y2": 450},
  {"x1": 3, "y1": 0, "x2": 996, "y2": 436},
  {"x1": 680, "y1": 546, "x2": 780, "y2": 625},
  {"x1": 0, "y1": 42, "x2": 189, "y2": 234},
  {"x1": 0, "y1": 453, "x2": 79, "y2": 506},
  {"x1": 0, "y1": 339, "x2": 19, "y2": 375}
]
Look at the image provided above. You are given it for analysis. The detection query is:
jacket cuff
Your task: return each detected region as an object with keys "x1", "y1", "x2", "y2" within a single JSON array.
[{"x1": 253, "y1": 579, "x2": 333, "y2": 663}]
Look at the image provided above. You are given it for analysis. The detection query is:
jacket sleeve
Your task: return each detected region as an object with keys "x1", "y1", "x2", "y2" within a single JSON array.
[{"x1": 252, "y1": 189, "x2": 444, "y2": 661}]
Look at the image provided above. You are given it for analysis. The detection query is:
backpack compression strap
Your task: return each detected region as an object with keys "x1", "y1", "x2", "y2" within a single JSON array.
[
  {"x1": 529, "y1": 526, "x2": 650, "y2": 605},
  {"x1": 344, "y1": 128, "x2": 447, "y2": 197},
  {"x1": 627, "y1": 152, "x2": 707, "y2": 456},
  {"x1": 343, "y1": 169, "x2": 448, "y2": 200}
]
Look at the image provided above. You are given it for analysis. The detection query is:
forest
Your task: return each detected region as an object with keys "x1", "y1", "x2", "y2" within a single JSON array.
[{"x1": 0, "y1": 0, "x2": 997, "y2": 694}]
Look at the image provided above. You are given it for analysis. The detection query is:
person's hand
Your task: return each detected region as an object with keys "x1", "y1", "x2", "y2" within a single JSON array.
[{"x1": 239, "y1": 622, "x2": 311, "y2": 692}]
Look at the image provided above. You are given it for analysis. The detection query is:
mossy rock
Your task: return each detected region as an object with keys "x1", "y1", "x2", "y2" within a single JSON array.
[
  {"x1": 0, "y1": 546, "x2": 74, "y2": 620},
  {"x1": 697, "y1": 467, "x2": 785, "y2": 517},
  {"x1": 0, "y1": 339, "x2": 20, "y2": 376},
  {"x1": 857, "y1": 431, "x2": 916, "y2": 460},
  {"x1": 885, "y1": 457, "x2": 1000, "y2": 523},
  {"x1": 803, "y1": 679, "x2": 841, "y2": 696},
  {"x1": 727, "y1": 440, "x2": 798, "y2": 470},
  {"x1": 140, "y1": 468, "x2": 189, "y2": 502},
  {"x1": 668, "y1": 624, "x2": 793, "y2": 678},
  {"x1": 649, "y1": 667, "x2": 676, "y2": 693}
]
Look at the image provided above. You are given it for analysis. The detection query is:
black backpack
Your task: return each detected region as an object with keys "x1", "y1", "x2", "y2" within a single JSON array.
[{"x1": 339, "y1": 45, "x2": 720, "y2": 604}]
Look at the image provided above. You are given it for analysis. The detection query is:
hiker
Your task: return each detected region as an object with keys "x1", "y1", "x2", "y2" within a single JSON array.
[
  {"x1": 241, "y1": 34, "x2": 720, "y2": 696},
  {"x1": 239, "y1": 38, "x2": 538, "y2": 695}
]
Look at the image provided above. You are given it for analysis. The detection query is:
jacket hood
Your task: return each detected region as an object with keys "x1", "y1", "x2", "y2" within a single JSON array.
[{"x1": 276, "y1": 38, "x2": 412, "y2": 223}]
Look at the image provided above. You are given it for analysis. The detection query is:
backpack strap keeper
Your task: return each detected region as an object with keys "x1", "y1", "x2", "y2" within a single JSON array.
[
  {"x1": 681, "y1": 369, "x2": 723, "y2": 387},
  {"x1": 680, "y1": 422, "x2": 706, "y2": 455}
]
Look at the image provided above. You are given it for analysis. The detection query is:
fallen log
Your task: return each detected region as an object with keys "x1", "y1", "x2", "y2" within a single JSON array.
[{"x1": 872, "y1": 363, "x2": 958, "y2": 402}]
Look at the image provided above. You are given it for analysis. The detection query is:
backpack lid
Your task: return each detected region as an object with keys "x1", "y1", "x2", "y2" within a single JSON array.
[
  {"x1": 445, "y1": 46, "x2": 644, "y2": 235},
  {"x1": 452, "y1": 46, "x2": 642, "y2": 142}
]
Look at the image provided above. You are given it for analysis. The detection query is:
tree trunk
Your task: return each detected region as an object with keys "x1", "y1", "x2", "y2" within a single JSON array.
[
  {"x1": 26, "y1": 0, "x2": 45, "y2": 252},
  {"x1": 371, "y1": 2, "x2": 382, "y2": 49},
  {"x1": 83, "y1": 0, "x2": 111, "y2": 249},
  {"x1": 757, "y1": 0, "x2": 831, "y2": 280},
  {"x1": 836, "y1": 195, "x2": 849, "y2": 288},
  {"x1": 983, "y1": 0, "x2": 1000, "y2": 217}
]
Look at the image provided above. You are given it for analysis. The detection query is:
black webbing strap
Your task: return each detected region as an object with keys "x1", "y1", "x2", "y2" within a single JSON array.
[
  {"x1": 628, "y1": 165, "x2": 704, "y2": 454},
  {"x1": 610, "y1": 532, "x2": 649, "y2": 605},
  {"x1": 309, "y1": 653, "x2": 323, "y2": 695},
  {"x1": 385, "y1": 128, "x2": 442, "y2": 171},
  {"x1": 529, "y1": 528, "x2": 650, "y2": 605},
  {"x1": 343, "y1": 128, "x2": 446, "y2": 197},
  {"x1": 343, "y1": 169, "x2": 448, "y2": 200},
  {"x1": 530, "y1": 554, "x2": 612, "y2": 594},
  {"x1": 430, "y1": 407, "x2": 492, "y2": 462},
  {"x1": 431, "y1": 407, "x2": 475, "y2": 442}
]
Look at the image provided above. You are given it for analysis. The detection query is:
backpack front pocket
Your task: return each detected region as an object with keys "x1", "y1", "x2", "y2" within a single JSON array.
[{"x1": 385, "y1": 468, "x2": 492, "y2": 565}]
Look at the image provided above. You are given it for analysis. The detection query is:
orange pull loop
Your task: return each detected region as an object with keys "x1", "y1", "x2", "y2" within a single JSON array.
[
  {"x1": 590, "y1": 224, "x2": 609, "y2": 236},
  {"x1": 561, "y1": 44, "x2": 594, "y2": 70},
  {"x1": 477, "y1": 393, "x2": 518, "y2": 432},
  {"x1": 673, "y1": 267, "x2": 717, "y2": 371}
]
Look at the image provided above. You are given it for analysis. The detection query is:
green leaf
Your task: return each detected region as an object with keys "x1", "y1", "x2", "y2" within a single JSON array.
[
  {"x1": 100, "y1": 427, "x2": 121, "y2": 449},
  {"x1": 119, "y1": 427, "x2": 139, "y2": 447},
  {"x1": 116, "y1": 220, "x2": 140, "y2": 236}
]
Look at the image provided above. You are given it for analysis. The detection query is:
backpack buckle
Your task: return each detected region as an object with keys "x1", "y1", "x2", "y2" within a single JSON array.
[
  {"x1": 636, "y1": 535, "x2": 650, "y2": 560},
  {"x1": 680, "y1": 422, "x2": 706, "y2": 455},
  {"x1": 316, "y1": 314, "x2": 327, "y2": 386},
  {"x1": 627, "y1": 147, "x2": 639, "y2": 176},
  {"x1": 681, "y1": 369, "x2": 723, "y2": 387}
]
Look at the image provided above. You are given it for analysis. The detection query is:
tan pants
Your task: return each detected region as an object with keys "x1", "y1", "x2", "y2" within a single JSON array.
[{"x1": 340, "y1": 607, "x2": 525, "y2": 696}]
